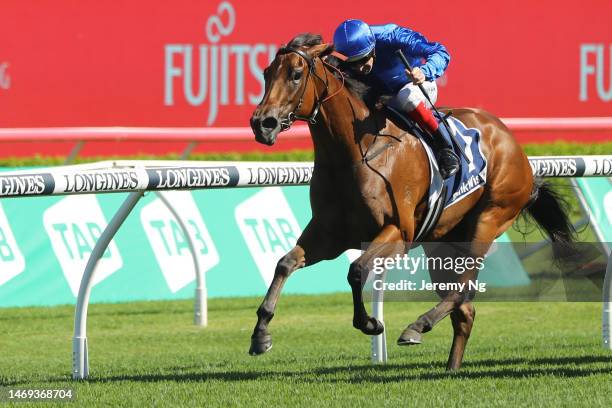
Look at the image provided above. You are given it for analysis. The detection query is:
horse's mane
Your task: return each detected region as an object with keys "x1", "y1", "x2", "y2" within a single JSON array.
[
  {"x1": 286, "y1": 33, "x2": 325, "y2": 49},
  {"x1": 285, "y1": 33, "x2": 380, "y2": 108}
]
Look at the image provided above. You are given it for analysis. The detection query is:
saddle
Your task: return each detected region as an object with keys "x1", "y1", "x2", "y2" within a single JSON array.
[{"x1": 383, "y1": 105, "x2": 488, "y2": 241}]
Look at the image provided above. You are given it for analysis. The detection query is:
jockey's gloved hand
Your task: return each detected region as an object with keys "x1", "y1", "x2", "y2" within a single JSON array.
[{"x1": 406, "y1": 67, "x2": 426, "y2": 85}]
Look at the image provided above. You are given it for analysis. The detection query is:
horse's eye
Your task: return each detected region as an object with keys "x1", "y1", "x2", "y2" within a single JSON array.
[{"x1": 291, "y1": 70, "x2": 303, "y2": 82}]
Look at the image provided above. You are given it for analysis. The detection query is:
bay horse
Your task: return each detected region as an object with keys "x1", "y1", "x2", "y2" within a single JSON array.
[{"x1": 249, "y1": 33, "x2": 575, "y2": 370}]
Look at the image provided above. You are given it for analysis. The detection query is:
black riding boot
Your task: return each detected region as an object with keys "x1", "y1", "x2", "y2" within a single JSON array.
[{"x1": 432, "y1": 127, "x2": 460, "y2": 179}]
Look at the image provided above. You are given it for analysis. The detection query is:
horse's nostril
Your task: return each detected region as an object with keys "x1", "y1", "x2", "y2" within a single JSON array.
[{"x1": 261, "y1": 117, "x2": 278, "y2": 130}]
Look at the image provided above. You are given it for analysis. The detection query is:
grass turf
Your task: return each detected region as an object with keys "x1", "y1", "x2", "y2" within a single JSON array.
[{"x1": 1, "y1": 294, "x2": 611, "y2": 407}]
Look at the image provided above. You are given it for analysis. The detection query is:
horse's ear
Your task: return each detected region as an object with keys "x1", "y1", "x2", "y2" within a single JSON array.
[{"x1": 308, "y1": 43, "x2": 334, "y2": 58}]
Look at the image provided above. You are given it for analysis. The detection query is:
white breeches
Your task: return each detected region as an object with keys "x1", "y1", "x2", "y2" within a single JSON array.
[{"x1": 389, "y1": 80, "x2": 438, "y2": 112}]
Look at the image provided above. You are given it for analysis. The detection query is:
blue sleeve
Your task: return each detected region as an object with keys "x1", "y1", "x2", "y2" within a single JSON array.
[{"x1": 389, "y1": 26, "x2": 450, "y2": 80}]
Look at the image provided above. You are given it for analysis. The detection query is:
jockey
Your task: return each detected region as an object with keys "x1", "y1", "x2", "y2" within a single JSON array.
[{"x1": 333, "y1": 19, "x2": 460, "y2": 179}]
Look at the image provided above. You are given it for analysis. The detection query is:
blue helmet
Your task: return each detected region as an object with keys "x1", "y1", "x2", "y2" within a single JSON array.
[{"x1": 333, "y1": 19, "x2": 375, "y2": 62}]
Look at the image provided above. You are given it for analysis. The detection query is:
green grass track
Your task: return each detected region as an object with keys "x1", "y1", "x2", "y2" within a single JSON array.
[{"x1": 1, "y1": 294, "x2": 611, "y2": 407}]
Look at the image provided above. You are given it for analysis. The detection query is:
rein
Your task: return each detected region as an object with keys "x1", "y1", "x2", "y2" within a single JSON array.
[
  {"x1": 274, "y1": 46, "x2": 402, "y2": 167},
  {"x1": 358, "y1": 105, "x2": 407, "y2": 166},
  {"x1": 276, "y1": 46, "x2": 344, "y2": 131}
]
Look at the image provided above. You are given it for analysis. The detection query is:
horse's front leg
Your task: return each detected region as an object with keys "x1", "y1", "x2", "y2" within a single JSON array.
[
  {"x1": 249, "y1": 220, "x2": 345, "y2": 355},
  {"x1": 249, "y1": 246, "x2": 304, "y2": 355},
  {"x1": 348, "y1": 224, "x2": 407, "y2": 335}
]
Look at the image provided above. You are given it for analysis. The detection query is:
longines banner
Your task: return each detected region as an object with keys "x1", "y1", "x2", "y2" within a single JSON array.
[
  {"x1": 0, "y1": 169, "x2": 532, "y2": 308},
  {"x1": 0, "y1": 167, "x2": 609, "y2": 307},
  {"x1": 0, "y1": 0, "x2": 610, "y2": 129}
]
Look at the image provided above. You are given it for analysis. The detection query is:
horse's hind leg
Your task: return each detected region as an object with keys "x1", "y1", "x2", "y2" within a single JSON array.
[
  {"x1": 399, "y1": 204, "x2": 524, "y2": 368},
  {"x1": 397, "y1": 256, "x2": 478, "y2": 346},
  {"x1": 447, "y1": 302, "x2": 475, "y2": 370},
  {"x1": 395, "y1": 239, "x2": 467, "y2": 345},
  {"x1": 249, "y1": 220, "x2": 345, "y2": 355}
]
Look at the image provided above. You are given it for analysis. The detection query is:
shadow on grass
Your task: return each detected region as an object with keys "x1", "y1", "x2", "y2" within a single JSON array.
[
  {"x1": 4, "y1": 354, "x2": 611, "y2": 386},
  {"x1": 84, "y1": 354, "x2": 612, "y2": 384}
]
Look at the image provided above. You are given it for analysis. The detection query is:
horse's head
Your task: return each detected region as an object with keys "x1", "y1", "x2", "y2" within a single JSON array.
[{"x1": 251, "y1": 34, "x2": 333, "y2": 145}]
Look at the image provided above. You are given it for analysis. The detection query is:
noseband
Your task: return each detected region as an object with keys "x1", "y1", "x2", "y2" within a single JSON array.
[{"x1": 275, "y1": 46, "x2": 343, "y2": 131}]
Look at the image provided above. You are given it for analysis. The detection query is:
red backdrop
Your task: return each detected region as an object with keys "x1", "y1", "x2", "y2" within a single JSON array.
[{"x1": 0, "y1": 1, "x2": 610, "y2": 154}]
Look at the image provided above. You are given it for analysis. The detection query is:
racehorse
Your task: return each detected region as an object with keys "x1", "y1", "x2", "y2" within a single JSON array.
[{"x1": 249, "y1": 33, "x2": 575, "y2": 370}]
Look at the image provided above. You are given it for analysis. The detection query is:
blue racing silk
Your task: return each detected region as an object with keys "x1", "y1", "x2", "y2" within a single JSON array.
[{"x1": 368, "y1": 24, "x2": 450, "y2": 93}]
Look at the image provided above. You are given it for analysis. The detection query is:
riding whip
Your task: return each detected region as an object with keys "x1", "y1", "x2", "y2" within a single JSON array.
[{"x1": 395, "y1": 49, "x2": 470, "y2": 163}]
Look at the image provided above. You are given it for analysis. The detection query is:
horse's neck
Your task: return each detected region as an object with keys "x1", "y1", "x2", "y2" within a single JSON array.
[{"x1": 309, "y1": 74, "x2": 377, "y2": 166}]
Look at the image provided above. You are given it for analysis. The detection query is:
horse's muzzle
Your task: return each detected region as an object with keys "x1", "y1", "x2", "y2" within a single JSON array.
[{"x1": 250, "y1": 114, "x2": 280, "y2": 146}]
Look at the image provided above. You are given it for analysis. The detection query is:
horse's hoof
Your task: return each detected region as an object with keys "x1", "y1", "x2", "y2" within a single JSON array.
[
  {"x1": 249, "y1": 334, "x2": 272, "y2": 356},
  {"x1": 397, "y1": 327, "x2": 422, "y2": 345},
  {"x1": 354, "y1": 317, "x2": 385, "y2": 336}
]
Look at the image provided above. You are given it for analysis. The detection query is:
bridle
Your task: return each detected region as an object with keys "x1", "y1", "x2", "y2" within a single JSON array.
[
  {"x1": 272, "y1": 46, "x2": 400, "y2": 167},
  {"x1": 275, "y1": 46, "x2": 344, "y2": 131}
]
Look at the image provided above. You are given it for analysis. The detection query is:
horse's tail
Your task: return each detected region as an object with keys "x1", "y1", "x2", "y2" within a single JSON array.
[{"x1": 521, "y1": 179, "x2": 578, "y2": 261}]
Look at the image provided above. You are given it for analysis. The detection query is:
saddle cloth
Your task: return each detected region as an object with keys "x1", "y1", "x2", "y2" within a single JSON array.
[{"x1": 385, "y1": 106, "x2": 488, "y2": 240}]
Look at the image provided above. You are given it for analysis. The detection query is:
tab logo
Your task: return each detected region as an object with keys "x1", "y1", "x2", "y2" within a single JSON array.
[
  {"x1": 140, "y1": 191, "x2": 219, "y2": 292},
  {"x1": 235, "y1": 187, "x2": 301, "y2": 287},
  {"x1": 43, "y1": 195, "x2": 122, "y2": 296},
  {"x1": 0, "y1": 202, "x2": 25, "y2": 286}
]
